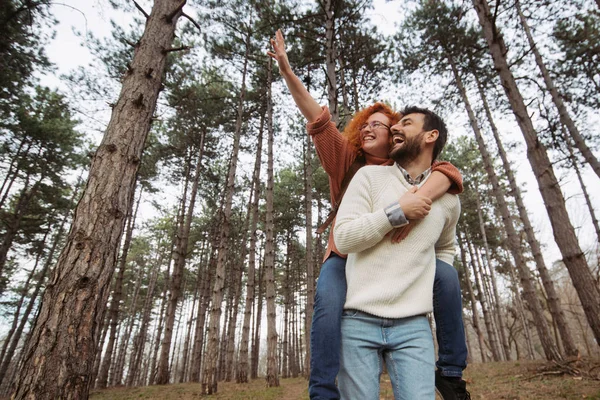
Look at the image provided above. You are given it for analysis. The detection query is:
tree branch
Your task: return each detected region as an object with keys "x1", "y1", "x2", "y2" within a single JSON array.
[
  {"x1": 166, "y1": 0, "x2": 186, "y2": 23},
  {"x1": 162, "y1": 46, "x2": 191, "y2": 54},
  {"x1": 182, "y1": 12, "x2": 201, "y2": 33},
  {"x1": 132, "y1": 0, "x2": 149, "y2": 19}
]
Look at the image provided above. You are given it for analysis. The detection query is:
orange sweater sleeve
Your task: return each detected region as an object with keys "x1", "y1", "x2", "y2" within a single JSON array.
[
  {"x1": 431, "y1": 161, "x2": 464, "y2": 194},
  {"x1": 307, "y1": 106, "x2": 356, "y2": 205}
]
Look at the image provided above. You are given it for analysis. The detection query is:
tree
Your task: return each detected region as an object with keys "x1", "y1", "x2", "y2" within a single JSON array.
[
  {"x1": 11, "y1": 1, "x2": 186, "y2": 397},
  {"x1": 471, "y1": 0, "x2": 600, "y2": 347}
]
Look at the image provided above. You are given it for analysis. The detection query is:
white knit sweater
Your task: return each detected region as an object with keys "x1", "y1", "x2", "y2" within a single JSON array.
[{"x1": 333, "y1": 164, "x2": 460, "y2": 319}]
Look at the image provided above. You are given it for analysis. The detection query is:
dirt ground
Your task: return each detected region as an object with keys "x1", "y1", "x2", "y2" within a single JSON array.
[{"x1": 85, "y1": 358, "x2": 598, "y2": 399}]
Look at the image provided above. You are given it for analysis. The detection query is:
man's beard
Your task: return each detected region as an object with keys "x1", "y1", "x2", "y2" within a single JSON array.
[{"x1": 389, "y1": 131, "x2": 426, "y2": 164}]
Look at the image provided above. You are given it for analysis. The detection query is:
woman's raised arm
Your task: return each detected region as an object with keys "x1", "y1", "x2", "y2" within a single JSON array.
[{"x1": 267, "y1": 29, "x2": 322, "y2": 122}]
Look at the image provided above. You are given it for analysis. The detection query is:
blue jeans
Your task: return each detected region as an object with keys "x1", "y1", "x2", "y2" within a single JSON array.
[
  {"x1": 433, "y1": 260, "x2": 468, "y2": 378},
  {"x1": 309, "y1": 254, "x2": 347, "y2": 400},
  {"x1": 338, "y1": 311, "x2": 435, "y2": 400},
  {"x1": 309, "y1": 255, "x2": 466, "y2": 399}
]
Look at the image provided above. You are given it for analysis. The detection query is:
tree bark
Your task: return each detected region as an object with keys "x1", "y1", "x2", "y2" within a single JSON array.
[
  {"x1": 475, "y1": 75, "x2": 579, "y2": 357},
  {"x1": 10, "y1": 1, "x2": 183, "y2": 397},
  {"x1": 458, "y1": 232, "x2": 486, "y2": 363},
  {"x1": 157, "y1": 136, "x2": 205, "y2": 384},
  {"x1": 237, "y1": 114, "x2": 263, "y2": 383},
  {"x1": 324, "y1": 0, "x2": 338, "y2": 124},
  {"x1": 475, "y1": 193, "x2": 511, "y2": 360},
  {"x1": 304, "y1": 132, "x2": 315, "y2": 379},
  {"x1": 264, "y1": 57, "x2": 279, "y2": 388},
  {"x1": 448, "y1": 53, "x2": 562, "y2": 360},
  {"x1": 201, "y1": 29, "x2": 249, "y2": 394},
  {"x1": 472, "y1": 0, "x2": 600, "y2": 346}
]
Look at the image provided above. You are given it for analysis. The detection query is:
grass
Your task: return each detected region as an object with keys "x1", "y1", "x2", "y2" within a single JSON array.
[{"x1": 89, "y1": 359, "x2": 600, "y2": 399}]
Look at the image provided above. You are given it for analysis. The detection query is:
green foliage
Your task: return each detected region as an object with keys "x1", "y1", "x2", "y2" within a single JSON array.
[
  {"x1": 553, "y1": 11, "x2": 600, "y2": 109},
  {"x1": 0, "y1": 0, "x2": 52, "y2": 119}
]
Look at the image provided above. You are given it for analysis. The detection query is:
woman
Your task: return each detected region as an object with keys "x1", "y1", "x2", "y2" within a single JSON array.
[{"x1": 268, "y1": 29, "x2": 467, "y2": 400}]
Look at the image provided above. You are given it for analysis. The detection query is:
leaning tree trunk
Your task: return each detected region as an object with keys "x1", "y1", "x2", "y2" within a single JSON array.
[
  {"x1": 237, "y1": 115, "x2": 263, "y2": 384},
  {"x1": 515, "y1": 0, "x2": 600, "y2": 179},
  {"x1": 471, "y1": 0, "x2": 600, "y2": 346},
  {"x1": 448, "y1": 53, "x2": 562, "y2": 361},
  {"x1": 475, "y1": 76, "x2": 579, "y2": 357},
  {"x1": 264, "y1": 57, "x2": 279, "y2": 388},
  {"x1": 10, "y1": 2, "x2": 183, "y2": 397},
  {"x1": 201, "y1": 30, "x2": 249, "y2": 394}
]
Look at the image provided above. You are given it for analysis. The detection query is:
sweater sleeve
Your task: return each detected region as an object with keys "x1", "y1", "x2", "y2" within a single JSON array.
[
  {"x1": 307, "y1": 107, "x2": 356, "y2": 202},
  {"x1": 333, "y1": 169, "x2": 394, "y2": 254},
  {"x1": 434, "y1": 196, "x2": 461, "y2": 265},
  {"x1": 432, "y1": 161, "x2": 463, "y2": 194}
]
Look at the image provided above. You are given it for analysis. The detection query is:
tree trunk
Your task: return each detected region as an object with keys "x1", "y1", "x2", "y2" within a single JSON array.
[
  {"x1": 201, "y1": 29, "x2": 249, "y2": 394},
  {"x1": 449, "y1": 53, "x2": 562, "y2": 360},
  {"x1": 458, "y1": 232, "x2": 486, "y2": 363},
  {"x1": 11, "y1": 1, "x2": 183, "y2": 397},
  {"x1": 251, "y1": 252, "x2": 265, "y2": 380},
  {"x1": 466, "y1": 233, "x2": 501, "y2": 361},
  {"x1": 304, "y1": 132, "x2": 315, "y2": 379},
  {"x1": 96, "y1": 185, "x2": 141, "y2": 389},
  {"x1": 475, "y1": 194, "x2": 511, "y2": 360},
  {"x1": 515, "y1": 0, "x2": 600, "y2": 179},
  {"x1": 475, "y1": 75, "x2": 579, "y2": 357},
  {"x1": 157, "y1": 136, "x2": 205, "y2": 384},
  {"x1": 471, "y1": 0, "x2": 600, "y2": 346},
  {"x1": 237, "y1": 115, "x2": 263, "y2": 384},
  {"x1": 264, "y1": 57, "x2": 279, "y2": 388},
  {"x1": 324, "y1": 0, "x2": 338, "y2": 124}
]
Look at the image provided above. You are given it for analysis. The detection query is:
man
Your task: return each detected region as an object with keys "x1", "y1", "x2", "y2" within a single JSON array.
[{"x1": 333, "y1": 107, "x2": 462, "y2": 400}]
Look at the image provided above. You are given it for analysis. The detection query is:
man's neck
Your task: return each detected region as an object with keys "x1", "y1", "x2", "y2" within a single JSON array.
[{"x1": 398, "y1": 156, "x2": 433, "y2": 180}]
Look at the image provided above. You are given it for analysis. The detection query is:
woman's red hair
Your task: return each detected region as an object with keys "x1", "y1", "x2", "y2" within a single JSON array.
[{"x1": 342, "y1": 102, "x2": 400, "y2": 155}]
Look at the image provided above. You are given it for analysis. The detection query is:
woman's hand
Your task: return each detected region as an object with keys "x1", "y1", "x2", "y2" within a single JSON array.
[{"x1": 267, "y1": 29, "x2": 292, "y2": 76}]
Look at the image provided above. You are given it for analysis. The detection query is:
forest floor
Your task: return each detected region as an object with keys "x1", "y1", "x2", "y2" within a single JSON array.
[{"x1": 89, "y1": 358, "x2": 600, "y2": 399}]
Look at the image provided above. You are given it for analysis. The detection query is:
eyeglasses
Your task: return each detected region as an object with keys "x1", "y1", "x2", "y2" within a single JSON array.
[{"x1": 359, "y1": 121, "x2": 391, "y2": 132}]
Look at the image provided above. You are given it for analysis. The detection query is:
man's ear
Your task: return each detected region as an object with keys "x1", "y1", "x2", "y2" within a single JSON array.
[{"x1": 425, "y1": 129, "x2": 439, "y2": 144}]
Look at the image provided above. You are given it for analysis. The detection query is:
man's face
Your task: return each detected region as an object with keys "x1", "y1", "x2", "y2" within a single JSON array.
[{"x1": 389, "y1": 113, "x2": 428, "y2": 163}]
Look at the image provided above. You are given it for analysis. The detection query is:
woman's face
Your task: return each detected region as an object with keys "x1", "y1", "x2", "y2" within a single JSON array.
[{"x1": 360, "y1": 112, "x2": 392, "y2": 158}]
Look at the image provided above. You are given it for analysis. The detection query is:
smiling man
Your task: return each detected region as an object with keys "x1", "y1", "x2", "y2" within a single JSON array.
[{"x1": 333, "y1": 107, "x2": 461, "y2": 400}]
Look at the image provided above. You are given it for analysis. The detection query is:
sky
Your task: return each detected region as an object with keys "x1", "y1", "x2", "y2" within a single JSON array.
[{"x1": 39, "y1": 0, "x2": 600, "y2": 274}]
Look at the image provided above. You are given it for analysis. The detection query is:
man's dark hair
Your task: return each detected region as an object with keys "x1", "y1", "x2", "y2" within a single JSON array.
[{"x1": 399, "y1": 106, "x2": 448, "y2": 161}]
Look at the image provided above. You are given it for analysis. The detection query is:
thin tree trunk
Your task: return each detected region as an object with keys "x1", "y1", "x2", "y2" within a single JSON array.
[
  {"x1": 97, "y1": 185, "x2": 141, "y2": 388},
  {"x1": 515, "y1": 0, "x2": 600, "y2": 179},
  {"x1": 127, "y1": 259, "x2": 159, "y2": 386},
  {"x1": 237, "y1": 116, "x2": 264, "y2": 384},
  {"x1": 304, "y1": 132, "x2": 314, "y2": 379},
  {"x1": 475, "y1": 196, "x2": 511, "y2": 360},
  {"x1": 472, "y1": 0, "x2": 600, "y2": 345},
  {"x1": 264, "y1": 57, "x2": 279, "y2": 388},
  {"x1": 324, "y1": 0, "x2": 338, "y2": 124},
  {"x1": 202, "y1": 31, "x2": 250, "y2": 394},
  {"x1": 466, "y1": 233, "x2": 501, "y2": 361},
  {"x1": 11, "y1": 1, "x2": 183, "y2": 396},
  {"x1": 251, "y1": 251, "x2": 264, "y2": 380},
  {"x1": 149, "y1": 269, "x2": 169, "y2": 385},
  {"x1": 458, "y1": 232, "x2": 486, "y2": 363},
  {"x1": 475, "y1": 75, "x2": 579, "y2": 357},
  {"x1": 157, "y1": 137, "x2": 205, "y2": 384}
]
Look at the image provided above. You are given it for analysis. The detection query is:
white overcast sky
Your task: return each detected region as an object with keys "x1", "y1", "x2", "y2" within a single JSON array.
[{"x1": 40, "y1": 0, "x2": 600, "y2": 270}]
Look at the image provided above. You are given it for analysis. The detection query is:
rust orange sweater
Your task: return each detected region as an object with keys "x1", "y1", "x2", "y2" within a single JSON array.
[{"x1": 308, "y1": 106, "x2": 463, "y2": 262}]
